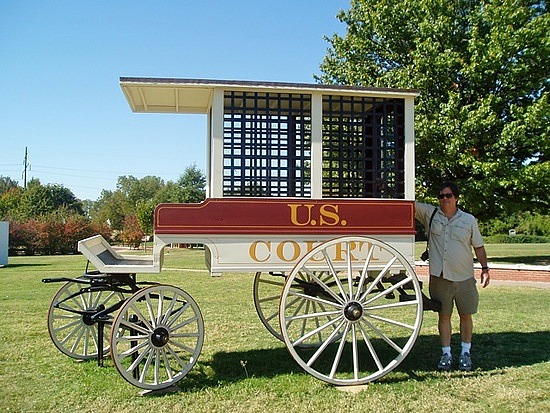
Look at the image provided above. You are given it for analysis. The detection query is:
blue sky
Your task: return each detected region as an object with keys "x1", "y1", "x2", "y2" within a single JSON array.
[{"x1": 1, "y1": 0, "x2": 349, "y2": 201}]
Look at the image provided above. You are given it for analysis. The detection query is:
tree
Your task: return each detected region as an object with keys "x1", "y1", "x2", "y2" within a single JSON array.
[
  {"x1": 0, "y1": 176, "x2": 19, "y2": 195},
  {"x1": 172, "y1": 164, "x2": 207, "y2": 203},
  {"x1": 0, "y1": 186, "x2": 22, "y2": 220},
  {"x1": 90, "y1": 189, "x2": 127, "y2": 231},
  {"x1": 318, "y1": 0, "x2": 549, "y2": 219},
  {"x1": 17, "y1": 179, "x2": 83, "y2": 219},
  {"x1": 119, "y1": 214, "x2": 144, "y2": 248}
]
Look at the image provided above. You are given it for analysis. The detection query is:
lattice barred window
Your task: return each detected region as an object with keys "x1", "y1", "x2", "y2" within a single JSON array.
[
  {"x1": 223, "y1": 91, "x2": 311, "y2": 197},
  {"x1": 322, "y1": 96, "x2": 405, "y2": 198}
]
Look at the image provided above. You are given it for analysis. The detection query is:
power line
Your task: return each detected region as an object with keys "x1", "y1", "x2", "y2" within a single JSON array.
[{"x1": 32, "y1": 164, "x2": 182, "y2": 177}]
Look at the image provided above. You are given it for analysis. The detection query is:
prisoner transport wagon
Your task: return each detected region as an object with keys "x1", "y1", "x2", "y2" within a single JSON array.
[{"x1": 43, "y1": 78, "x2": 434, "y2": 391}]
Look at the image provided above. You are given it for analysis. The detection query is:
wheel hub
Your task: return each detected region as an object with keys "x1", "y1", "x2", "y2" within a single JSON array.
[
  {"x1": 344, "y1": 302, "x2": 363, "y2": 321},
  {"x1": 82, "y1": 313, "x2": 95, "y2": 326},
  {"x1": 151, "y1": 327, "x2": 170, "y2": 347}
]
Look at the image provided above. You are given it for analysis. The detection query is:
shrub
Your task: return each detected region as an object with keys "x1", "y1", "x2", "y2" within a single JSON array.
[
  {"x1": 480, "y1": 212, "x2": 550, "y2": 238},
  {"x1": 8, "y1": 213, "x2": 113, "y2": 255},
  {"x1": 484, "y1": 234, "x2": 550, "y2": 244}
]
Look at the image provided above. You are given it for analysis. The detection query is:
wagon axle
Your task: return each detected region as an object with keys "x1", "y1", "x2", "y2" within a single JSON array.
[{"x1": 343, "y1": 302, "x2": 363, "y2": 321}]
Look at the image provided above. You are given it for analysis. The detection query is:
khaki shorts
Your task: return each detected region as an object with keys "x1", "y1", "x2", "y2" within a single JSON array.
[{"x1": 429, "y1": 275, "x2": 479, "y2": 315}]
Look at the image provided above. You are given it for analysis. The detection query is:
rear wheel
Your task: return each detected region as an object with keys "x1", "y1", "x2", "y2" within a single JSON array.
[
  {"x1": 253, "y1": 271, "x2": 286, "y2": 341},
  {"x1": 47, "y1": 281, "x2": 124, "y2": 359},
  {"x1": 279, "y1": 236, "x2": 423, "y2": 385}
]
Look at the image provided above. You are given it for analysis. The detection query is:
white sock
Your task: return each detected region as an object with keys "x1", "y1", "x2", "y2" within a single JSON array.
[
  {"x1": 442, "y1": 346, "x2": 451, "y2": 356},
  {"x1": 461, "y1": 342, "x2": 471, "y2": 355}
]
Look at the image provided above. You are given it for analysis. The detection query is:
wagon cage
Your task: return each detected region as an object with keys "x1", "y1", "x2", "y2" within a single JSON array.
[{"x1": 43, "y1": 78, "x2": 437, "y2": 391}]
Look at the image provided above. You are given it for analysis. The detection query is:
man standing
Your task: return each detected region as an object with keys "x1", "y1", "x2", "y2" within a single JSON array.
[{"x1": 416, "y1": 182, "x2": 490, "y2": 371}]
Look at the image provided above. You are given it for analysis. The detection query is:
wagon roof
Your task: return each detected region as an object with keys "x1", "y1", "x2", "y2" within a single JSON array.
[{"x1": 120, "y1": 77, "x2": 420, "y2": 114}]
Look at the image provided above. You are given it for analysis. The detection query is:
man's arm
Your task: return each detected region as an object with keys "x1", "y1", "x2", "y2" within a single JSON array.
[{"x1": 474, "y1": 246, "x2": 490, "y2": 288}]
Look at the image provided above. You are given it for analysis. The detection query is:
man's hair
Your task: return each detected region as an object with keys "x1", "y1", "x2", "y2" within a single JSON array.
[{"x1": 439, "y1": 181, "x2": 460, "y2": 198}]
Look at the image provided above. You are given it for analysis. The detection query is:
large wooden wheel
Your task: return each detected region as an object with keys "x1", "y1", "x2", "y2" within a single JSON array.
[
  {"x1": 110, "y1": 284, "x2": 204, "y2": 390},
  {"x1": 47, "y1": 281, "x2": 124, "y2": 360},
  {"x1": 278, "y1": 236, "x2": 423, "y2": 385},
  {"x1": 254, "y1": 271, "x2": 343, "y2": 347},
  {"x1": 253, "y1": 271, "x2": 286, "y2": 341}
]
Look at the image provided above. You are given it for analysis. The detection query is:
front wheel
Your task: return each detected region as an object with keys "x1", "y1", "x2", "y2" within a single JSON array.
[
  {"x1": 110, "y1": 284, "x2": 204, "y2": 390},
  {"x1": 279, "y1": 236, "x2": 423, "y2": 385}
]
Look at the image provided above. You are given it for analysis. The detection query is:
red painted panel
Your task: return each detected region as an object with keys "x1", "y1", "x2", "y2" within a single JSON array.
[{"x1": 154, "y1": 198, "x2": 415, "y2": 235}]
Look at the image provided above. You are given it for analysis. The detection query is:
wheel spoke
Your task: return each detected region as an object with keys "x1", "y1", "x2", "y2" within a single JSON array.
[
  {"x1": 363, "y1": 276, "x2": 413, "y2": 306},
  {"x1": 321, "y1": 250, "x2": 348, "y2": 300},
  {"x1": 287, "y1": 290, "x2": 342, "y2": 309},
  {"x1": 128, "y1": 303, "x2": 154, "y2": 332},
  {"x1": 305, "y1": 318, "x2": 346, "y2": 365},
  {"x1": 357, "y1": 321, "x2": 384, "y2": 371},
  {"x1": 360, "y1": 318, "x2": 403, "y2": 353},
  {"x1": 365, "y1": 313, "x2": 416, "y2": 331},
  {"x1": 329, "y1": 322, "x2": 351, "y2": 379},
  {"x1": 290, "y1": 314, "x2": 344, "y2": 347},
  {"x1": 358, "y1": 256, "x2": 398, "y2": 301},
  {"x1": 302, "y1": 266, "x2": 346, "y2": 305},
  {"x1": 144, "y1": 294, "x2": 157, "y2": 328},
  {"x1": 166, "y1": 302, "x2": 192, "y2": 329},
  {"x1": 354, "y1": 244, "x2": 375, "y2": 301}
]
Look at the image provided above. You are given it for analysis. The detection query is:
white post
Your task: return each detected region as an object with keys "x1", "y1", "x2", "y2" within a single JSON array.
[
  {"x1": 0, "y1": 221, "x2": 8, "y2": 266},
  {"x1": 404, "y1": 96, "x2": 416, "y2": 200},
  {"x1": 310, "y1": 93, "x2": 323, "y2": 199},
  {"x1": 210, "y1": 88, "x2": 224, "y2": 198}
]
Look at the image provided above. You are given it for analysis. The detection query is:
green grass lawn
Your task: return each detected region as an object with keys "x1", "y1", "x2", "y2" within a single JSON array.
[
  {"x1": 415, "y1": 242, "x2": 550, "y2": 266},
  {"x1": 1, "y1": 250, "x2": 549, "y2": 412}
]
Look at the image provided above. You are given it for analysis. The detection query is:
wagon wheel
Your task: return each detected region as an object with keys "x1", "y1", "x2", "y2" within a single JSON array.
[
  {"x1": 253, "y1": 271, "x2": 286, "y2": 341},
  {"x1": 47, "y1": 281, "x2": 125, "y2": 359},
  {"x1": 254, "y1": 271, "x2": 343, "y2": 347},
  {"x1": 110, "y1": 284, "x2": 204, "y2": 390},
  {"x1": 279, "y1": 236, "x2": 423, "y2": 385}
]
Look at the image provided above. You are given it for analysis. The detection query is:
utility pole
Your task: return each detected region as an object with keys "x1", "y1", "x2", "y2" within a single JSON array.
[{"x1": 23, "y1": 146, "x2": 29, "y2": 189}]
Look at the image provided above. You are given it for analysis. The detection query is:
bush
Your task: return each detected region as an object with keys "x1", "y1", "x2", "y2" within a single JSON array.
[
  {"x1": 484, "y1": 234, "x2": 550, "y2": 244},
  {"x1": 479, "y1": 212, "x2": 550, "y2": 238},
  {"x1": 8, "y1": 213, "x2": 111, "y2": 255}
]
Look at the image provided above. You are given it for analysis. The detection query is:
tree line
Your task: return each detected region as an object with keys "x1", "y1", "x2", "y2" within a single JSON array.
[{"x1": 0, "y1": 165, "x2": 205, "y2": 255}]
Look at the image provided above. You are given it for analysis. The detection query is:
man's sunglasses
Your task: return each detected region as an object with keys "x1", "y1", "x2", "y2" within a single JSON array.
[{"x1": 438, "y1": 193, "x2": 454, "y2": 199}]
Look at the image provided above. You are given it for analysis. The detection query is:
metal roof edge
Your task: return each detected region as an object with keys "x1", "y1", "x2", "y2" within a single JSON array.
[{"x1": 119, "y1": 76, "x2": 420, "y2": 97}]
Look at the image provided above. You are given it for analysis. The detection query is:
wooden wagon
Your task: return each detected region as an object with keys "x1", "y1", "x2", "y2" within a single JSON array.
[{"x1": 43, "y1": 78, "x2": 433, "y2": 391}]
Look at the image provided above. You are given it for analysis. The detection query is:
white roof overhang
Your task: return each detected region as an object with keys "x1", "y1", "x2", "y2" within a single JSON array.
[{"x1": 120, "y1": 77, "x2": 420, "y2": 114}]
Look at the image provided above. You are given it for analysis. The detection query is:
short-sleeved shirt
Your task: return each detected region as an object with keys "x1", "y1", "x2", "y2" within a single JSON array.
[{"x1": 415, "y1": 202, "x2": 484, "y2": 282}]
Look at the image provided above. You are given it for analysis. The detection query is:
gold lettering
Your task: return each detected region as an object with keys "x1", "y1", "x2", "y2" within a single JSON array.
[
  {"x1": 276, "y1": 240, "x2": 301, "y2": 262},
  {"x1": 305, "y1": 240, "x2": 324, "y2": 261},
  {"x1": 288, "y1": 203, "x2": 315, "y2": 226},
  {"x1": 319, "y1": 204, "x2": 340, "y2": 226},
  {"x1": 249, "y1": 241, "x2": 271, "y2": 262}
]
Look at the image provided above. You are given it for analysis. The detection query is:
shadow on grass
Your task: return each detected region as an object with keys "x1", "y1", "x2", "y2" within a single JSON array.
[
  {"x1": 178, "y1": 330, "x2": 550, "y2": 391},
  {"x1": 0, "y1": 262, "x2": 51, "y2": 268}
]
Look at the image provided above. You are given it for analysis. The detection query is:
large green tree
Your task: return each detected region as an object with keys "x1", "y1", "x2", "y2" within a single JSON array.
[{"x1": 318, "y1": 0, "x2": 549, "y2": 219}]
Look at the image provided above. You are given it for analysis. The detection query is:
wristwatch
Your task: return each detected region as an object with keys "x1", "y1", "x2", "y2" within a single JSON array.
[{"x1": 481, "y1": 266, "x2": 489, "y2": 270}]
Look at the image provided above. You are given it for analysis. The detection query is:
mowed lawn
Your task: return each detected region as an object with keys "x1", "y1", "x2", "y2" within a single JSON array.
[{"x1": 0, "y1": 248, "x2": 549, "y2": 413}]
